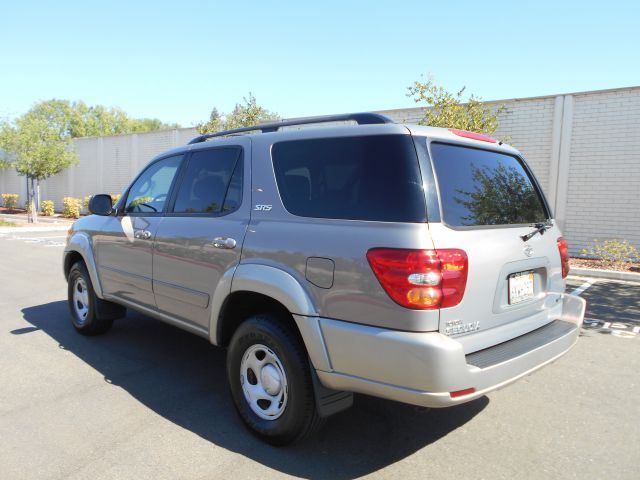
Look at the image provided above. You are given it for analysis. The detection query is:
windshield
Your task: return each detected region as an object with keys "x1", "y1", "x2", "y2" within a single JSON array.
[{"x1": 430, "y1": 143, "x2": 549, "y2": 227}]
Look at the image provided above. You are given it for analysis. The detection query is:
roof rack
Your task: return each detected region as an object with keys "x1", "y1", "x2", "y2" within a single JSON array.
[{"x1": 187, "y1": 112, "x2": 394, "y2": 144}]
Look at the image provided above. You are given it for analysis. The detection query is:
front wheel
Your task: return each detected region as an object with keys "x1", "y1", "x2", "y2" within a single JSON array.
[
  {"x1": 67, "y1": 261, "x2": 123, "y2": 335},
  {"x1": 226, "y1": 314, "x2": 324, "y2": 445}
]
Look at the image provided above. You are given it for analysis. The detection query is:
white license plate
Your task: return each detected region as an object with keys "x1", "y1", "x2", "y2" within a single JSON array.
[{"x1": 509, "y1": 271, "x2": 535, "y2": 304}]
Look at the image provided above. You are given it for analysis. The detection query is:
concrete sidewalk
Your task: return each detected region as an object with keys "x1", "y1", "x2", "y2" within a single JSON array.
[
  {"x1": 0, "y1": 212, "x2": 76, "y2": 224},
  {"x1": 0, "y1": 225, "x2": 71, "y2": 233},
  {"x1": 570, "y1": 267, "x2": 640, "y2": 283},
  {"x1": 0, "y1": 213, "x2": 74, "y2": 233}
]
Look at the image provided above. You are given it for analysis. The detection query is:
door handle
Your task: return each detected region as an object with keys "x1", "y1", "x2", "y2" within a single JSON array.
[
  {"x1": 134, "y1": 230, "x2": 152, "y2": 240},
  {"x1": 212, "y1": 236, "x2": 237, "y2": 249}
]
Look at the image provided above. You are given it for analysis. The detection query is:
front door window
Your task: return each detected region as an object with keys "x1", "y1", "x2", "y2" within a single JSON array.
[{"x1": 124, "y1": 155, "x2": 182, "y2": 214}]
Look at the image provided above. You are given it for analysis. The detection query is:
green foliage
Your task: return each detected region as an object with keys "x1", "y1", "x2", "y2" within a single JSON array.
[
  {"x1": 0, "y1": 113, "x2": 78, "y2": 181},
  {"x1": 1, "y1": 193, "x2": 19, "y2": 209},
  {"x1": 129, "y1": 196, "x2": 153, "y2": 208},
  {"x1": 454, "y1": 164, "x2": 543, "y2": 225},
  {"x1": 111, "y1": 194, "x2": 121, "y2": 206},
  {"x1": 196, "y1": 93, "x2": 280, "y2": 134},
  {"x1": 24, "y1": 99, "x2": 180, "y2": 138},
  {"x1": 62, "y1": 197, "x2": 81, "y2": 219},
  {"x1": 83, "y1": 195, "x2": 91, "y2": 211},
  {"x1": 407, "y1": 76, "x2": 505, "y2": 136},
  {"x1": 580, "y1": 239, "x2": 639, "y2": 271},
  {"x1": 197, "y1": 108, "x2": 223, "y2": 134},
  {"x1": 41, "y1": 200, "x2": 55, "y2": 216}
]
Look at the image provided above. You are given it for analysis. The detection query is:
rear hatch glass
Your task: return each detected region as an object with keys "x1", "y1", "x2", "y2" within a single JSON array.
[
  {"x1": 427, "y1": 142, "x2": 559, "y2": 346},
  {"x1": 429, "y1": 143, "x2": 549, "y2": 226}
]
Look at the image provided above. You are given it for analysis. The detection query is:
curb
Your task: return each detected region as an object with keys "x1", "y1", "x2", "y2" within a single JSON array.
[
  {"x1": 0, "y1": 226, "x2": 71, "y2": 233},
  {"x1": 0, "y1": 213, "x2": 75, "y2": 225},
  {"x1": 570, "y1": 267, "x2": 640, "y2": 283}
]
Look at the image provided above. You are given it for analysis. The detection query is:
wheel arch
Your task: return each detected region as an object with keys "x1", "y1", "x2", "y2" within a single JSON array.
[
  {"x1": 212, "y1": 263, "x2": 331, "y2": 372},
  {"x1": 64, "y1": 232, "x2": 104, "y2": 298}
]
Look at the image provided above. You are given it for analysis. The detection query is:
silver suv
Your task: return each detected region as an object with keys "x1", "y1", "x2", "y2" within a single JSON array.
[{"x1": 64, "y1": 113, "x2": 586, "y2": 445}]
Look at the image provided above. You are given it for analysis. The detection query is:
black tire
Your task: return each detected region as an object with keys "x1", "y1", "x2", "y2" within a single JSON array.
[
  {"x1": 226, "y1": 314, "x2": 324, "y2": 445},
  {"x1": 67, "y1": 261, "x2": 124, "y2": 335}
]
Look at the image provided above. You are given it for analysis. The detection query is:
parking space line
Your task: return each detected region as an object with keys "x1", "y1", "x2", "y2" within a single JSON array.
[
  {"x1": 0, "y1": 233, "x2": 68, "y2": 248},
  {"x1": 583, "y1": 318, "x2": 638, "y2": 339},
  {"x1": 570, "y1": 278, "x2": 597, "y2": 296},
  {"x1": 30, "y1": 235, "x2": 67, "y2": 239}
]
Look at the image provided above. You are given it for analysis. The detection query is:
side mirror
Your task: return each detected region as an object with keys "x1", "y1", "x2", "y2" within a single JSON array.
[{"x1": 88, "y1": 194, "x2": 113, "y2": 216}]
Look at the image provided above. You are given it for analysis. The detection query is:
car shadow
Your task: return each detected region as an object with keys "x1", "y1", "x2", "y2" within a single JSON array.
[
  {"x1": 19, "y1": 301, "x2": 488, "y2": 479},
  {"x1": 579, "y1": 280, "x2": 640, "y2": 324}
]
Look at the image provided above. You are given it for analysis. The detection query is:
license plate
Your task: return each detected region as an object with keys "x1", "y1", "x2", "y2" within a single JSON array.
[{"x1": 508, "y1": 271, "x2": 534, "y2": 304}]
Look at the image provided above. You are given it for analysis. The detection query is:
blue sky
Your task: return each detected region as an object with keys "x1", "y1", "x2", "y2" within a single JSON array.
[{"x1": 1, "y1": 0, "x2": 638, "y2": 127}]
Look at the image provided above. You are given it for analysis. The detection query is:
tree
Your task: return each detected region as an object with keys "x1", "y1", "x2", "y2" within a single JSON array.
[
  {"x1": 196, "y1": 94, "x2": 280, "y2": 134},
  {"x1": 26, "y1": 99, "x2": 180, "y2": 138},
  {"x1": 454, "y1": 164, "x2": 543, "y2": 225},
  {"x1": 407, "y1": 76, "x2": 505, "y2": 135},
  {"x1": 197, "y1": 107, "x2": 223, "y2": 134},
  {"x1": 0, "y1": 113, "x2": 78, "y2": 222}
]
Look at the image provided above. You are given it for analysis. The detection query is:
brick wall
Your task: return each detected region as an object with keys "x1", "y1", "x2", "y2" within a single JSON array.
[{"x1": 564, "y1": 89, "x2": 640, "y2": 252}]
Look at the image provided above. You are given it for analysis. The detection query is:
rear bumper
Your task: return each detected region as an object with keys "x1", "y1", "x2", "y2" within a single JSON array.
[{"x1": 305, "y1": 294, "x2": 585, "y2": 408}]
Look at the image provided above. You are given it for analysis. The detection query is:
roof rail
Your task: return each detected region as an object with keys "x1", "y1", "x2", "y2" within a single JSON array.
[{"x1": 187, "y1": 112, "x2": 394, "y2": 144}]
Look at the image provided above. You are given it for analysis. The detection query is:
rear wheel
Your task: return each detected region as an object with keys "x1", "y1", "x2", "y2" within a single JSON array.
[
  {"x1": 227, "y1": 314, "x2": 323, "y2": 445},
  {"x1": 67, "y1": 261, "x2": 124, "y2": 335}
]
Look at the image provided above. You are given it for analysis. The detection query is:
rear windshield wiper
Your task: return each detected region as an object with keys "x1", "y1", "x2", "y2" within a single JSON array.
[{"x1": 520, "y1": 221, "x2": 552, "y2": 242}]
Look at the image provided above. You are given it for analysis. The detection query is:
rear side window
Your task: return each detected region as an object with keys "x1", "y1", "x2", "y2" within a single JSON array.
[
  {"x1": 272, "y1": 135, "x2": 426, "y2": 222},
  {"x1": 173, "y1": 148, "x2": 242, "y2": 214},
  {"x1": 430, "y1": 143, "x2": 548, "y2": 227}
]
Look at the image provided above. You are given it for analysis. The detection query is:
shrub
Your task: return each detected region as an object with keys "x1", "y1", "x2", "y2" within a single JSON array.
[
  {"x1": 41, "y1": 200, "x2": 55, "y2": 216},
  {"x1": 62, "y1": 197, "x2": 82, "y2": 219},
  {"x1": 83, "y1": 196, "x2": 91, "y2": 211},
  {"x1": 111, "y1": 194, "x2": 121, "y2": 206},
  {"x1": 130, "y1": 196, "x2": 151, "y2": 208},
  {"x1": 1, "y1": 193, "x2": 19, "y2": 209},
  {"x1": 580, "y1": 239, "x2": 639, "y2": 271}
]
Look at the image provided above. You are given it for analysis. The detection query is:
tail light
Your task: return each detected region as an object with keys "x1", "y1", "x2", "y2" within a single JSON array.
[
  {"x1": 557, "y1": 237, "x2": 570, "y2": 278},
  {"x1": 366, "y1": 248, "x2": 468, "y2": 310}
]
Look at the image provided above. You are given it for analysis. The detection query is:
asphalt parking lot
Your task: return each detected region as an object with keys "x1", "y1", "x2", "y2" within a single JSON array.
[{"x1": 1, "y1": 230, "x2": 638, "y2": 480}]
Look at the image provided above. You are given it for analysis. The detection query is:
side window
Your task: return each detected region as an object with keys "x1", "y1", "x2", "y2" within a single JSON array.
[
  {"x1": 125, "y1": 155, "x2": 182, "y2": 214},
  {"x1": 272, "y1": 135, "x2": 426, "y2": 222},
  {"x1": 173, "y1": 148, "x2": 242, "y2": 214}
]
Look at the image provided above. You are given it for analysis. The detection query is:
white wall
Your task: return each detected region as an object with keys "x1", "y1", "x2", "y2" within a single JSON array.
[
  {"x1": 1, "y1": 86, "x2": 639, "y2": 254},
  {"x1": 563, "y1": 89, "x2": 640, "y2": 252}
]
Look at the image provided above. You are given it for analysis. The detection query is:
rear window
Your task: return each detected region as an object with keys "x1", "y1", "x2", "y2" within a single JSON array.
[
  {"x1": 272, "y1": 135, "x2": 426, "y2": 222},
  {"x1": 430, "y1": 143, "x2": 548, "y2": 227}
]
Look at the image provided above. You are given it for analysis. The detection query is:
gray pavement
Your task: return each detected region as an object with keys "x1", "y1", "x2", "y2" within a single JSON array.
[{"x1": 0, "y1": 231, "x2": 638, "y2": 480}]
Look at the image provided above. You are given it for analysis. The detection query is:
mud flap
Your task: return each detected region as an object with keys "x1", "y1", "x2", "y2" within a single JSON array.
[{"x1": 310, "y1": 366, "x2": 353, "y2": 418}]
